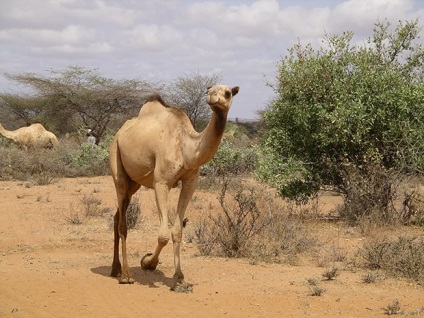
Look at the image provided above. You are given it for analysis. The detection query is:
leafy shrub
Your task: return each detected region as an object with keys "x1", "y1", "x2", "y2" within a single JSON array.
[
  {"x1": 68, "y1": 142, "x2": 110, "y2": 176},
  {"x1": 200, "y1": 140, "x2": 258, "y2": 188},
  {"x1": 260, "y1": 20, "x2": 424, "y2": 218}
]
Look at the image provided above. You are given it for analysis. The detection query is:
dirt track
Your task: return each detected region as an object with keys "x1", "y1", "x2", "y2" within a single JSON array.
[{"x1": 1, "y1": 176, "x2": 423, "y2": 317}]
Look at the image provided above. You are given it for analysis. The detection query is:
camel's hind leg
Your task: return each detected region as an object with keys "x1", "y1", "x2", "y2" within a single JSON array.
[
  {"x1": 110, "y1": 139, "x2": 140, "y2": 283},
  {"x1": 111, "y1": 182, "x2": 140, "y2": 283},
  {"x1": 111, "y1": 208, "x2": 122, "y2": 277}
]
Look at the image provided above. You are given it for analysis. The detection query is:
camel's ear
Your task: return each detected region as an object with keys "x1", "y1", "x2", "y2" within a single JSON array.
[{"x1": 232, "y1": 86, "x2": 240, "y2": 96}]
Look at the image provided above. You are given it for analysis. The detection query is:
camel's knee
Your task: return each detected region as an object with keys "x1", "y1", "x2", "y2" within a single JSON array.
[
  {"x1": 171, "y1": 228, "x2": 182, "y2": 243},
  {"x1": 158, "y1": 235, "x2": 170, "y2": 247}
]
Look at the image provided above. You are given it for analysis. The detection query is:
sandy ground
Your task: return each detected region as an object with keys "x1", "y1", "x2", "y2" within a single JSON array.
[{"x1": 0, "y1": 176, "x2": 423, "y2": 318}]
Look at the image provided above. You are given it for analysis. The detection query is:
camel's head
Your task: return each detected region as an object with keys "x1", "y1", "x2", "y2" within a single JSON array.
[{"x1": 206, "y1": 85, "x2": 239, "y2": 113}]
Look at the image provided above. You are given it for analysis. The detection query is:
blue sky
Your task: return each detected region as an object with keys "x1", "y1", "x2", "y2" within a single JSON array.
[{"x1": 1, "y1": 0, "x2": 423, "y2": 119}]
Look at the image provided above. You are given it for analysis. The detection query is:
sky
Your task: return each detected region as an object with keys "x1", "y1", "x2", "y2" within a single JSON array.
[{"x1": 1, "y1": 0, "x2": 424, "y2": 119}]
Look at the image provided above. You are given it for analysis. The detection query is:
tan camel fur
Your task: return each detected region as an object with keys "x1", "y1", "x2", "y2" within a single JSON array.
[
  {"x1": 109, "y1": 84, "x2": 239, "y2": 291},
  {"x1": 0, "y1": 123, "x2": 60, "y2": 149}
]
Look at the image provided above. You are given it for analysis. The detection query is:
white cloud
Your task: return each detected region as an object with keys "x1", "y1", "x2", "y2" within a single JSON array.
[
  {"x1": 119, "y1": 24, "x2": 184, "y2": 51},
  {"x1": 0, "y1": 0, "x2": 423, "y2": 118},
  {"x1": 330, "y1": 0, "x2": 416, "y2": 35}
]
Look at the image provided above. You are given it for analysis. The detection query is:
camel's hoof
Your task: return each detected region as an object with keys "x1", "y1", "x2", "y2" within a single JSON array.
[
  {"x1": 171, "y1": 281, "x2": 193, "y2": 293},
  {"x1": 119, "y1": 277, "x2": 135, "y2": 284},
  {"x1": 110, "y1": 268, "x2": 121, "y2": 277},
  {"x1": 140, "y1": 253, "x2": 158, "y2": 271},
  {"x1": 111, "y1": 261, "x2": 122, "y2": 277}
]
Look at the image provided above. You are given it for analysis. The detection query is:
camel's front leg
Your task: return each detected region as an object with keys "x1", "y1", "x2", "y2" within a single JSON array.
[
  {"x1": 141, "y1": 182, "x2": 170, "y2": 271},
  {"x1": 170, "y1": 172, "x2": 198, "y2": 292}
]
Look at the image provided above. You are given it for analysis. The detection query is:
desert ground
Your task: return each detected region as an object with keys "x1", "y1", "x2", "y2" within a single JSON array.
[{"x1": 0, "y1": 176, "x2": 423, "y2": 318}]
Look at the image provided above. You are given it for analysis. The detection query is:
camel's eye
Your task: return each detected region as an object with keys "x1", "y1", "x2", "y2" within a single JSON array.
[{"x1": 225, "y1": 90, "x2": 231, "y2": 99}]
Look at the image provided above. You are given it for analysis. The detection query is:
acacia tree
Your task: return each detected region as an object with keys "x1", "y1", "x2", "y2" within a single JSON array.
[
  {"x1": 166, "y1": 72, "x2": 221, "y2": 130},
  {"x1": 260, "y1": 20, "x2": 424, "y2": 222},
  {"x1": 1, "y1": 66, "x2": 156, "y2": 142}
]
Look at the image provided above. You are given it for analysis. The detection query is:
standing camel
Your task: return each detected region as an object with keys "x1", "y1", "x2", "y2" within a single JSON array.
[
  {"x1": 109, "y1": 84, "x2": 239, "y2": 291},
  {"x1": 0, "y1": 123, "x2": 59, "y2": 149}
]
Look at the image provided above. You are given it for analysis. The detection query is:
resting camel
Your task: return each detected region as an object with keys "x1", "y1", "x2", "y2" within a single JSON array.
[
  {"x1": 110, "y1": 84, "x2": 239, "y2": 291},
  {"x1": 0, "y1": 123, "x2": 59, "y2": 149}
]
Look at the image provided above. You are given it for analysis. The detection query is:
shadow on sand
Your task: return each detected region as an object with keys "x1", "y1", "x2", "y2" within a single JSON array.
[{"x1": 91, "y1": 265, "x2": 174, "y2": 289}]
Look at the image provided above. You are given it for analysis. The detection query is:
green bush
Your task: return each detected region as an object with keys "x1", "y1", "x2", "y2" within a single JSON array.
[
  {"x1": 201, "y1": 140, "x2": 258, "y2": 179},
  {"x1": 260, "y1": 19, "x2": 424, "y2": 224},
  {"x1": 68, "y1": 143, "x2": 110, "y2": 176}
]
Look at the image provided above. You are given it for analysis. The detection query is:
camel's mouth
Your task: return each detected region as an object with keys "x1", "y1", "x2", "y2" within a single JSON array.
[{"x1": 206, "y1": 95, "x2": 221, "y2": 106}]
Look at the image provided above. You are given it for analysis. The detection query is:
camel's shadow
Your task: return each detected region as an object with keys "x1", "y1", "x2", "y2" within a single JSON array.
[{"x1": 91, "y1": 265, "x2": 174, "y2": 289}]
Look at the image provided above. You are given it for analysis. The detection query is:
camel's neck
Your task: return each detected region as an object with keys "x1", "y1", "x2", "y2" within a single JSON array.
[
  {"x1": 0, "y1": 125, "x2": 16, "y2": 142},
  {"x1": 187, "y1": 109, "x2": 228, "y2": 168}
]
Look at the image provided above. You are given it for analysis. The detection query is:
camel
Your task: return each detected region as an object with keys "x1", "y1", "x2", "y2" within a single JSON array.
[
  {"x1": 109, "y1": 84, "x2": 239, "y2": 291},
  {"x1": 0, "y1": 123, "x2": 60, "y2": 149}
]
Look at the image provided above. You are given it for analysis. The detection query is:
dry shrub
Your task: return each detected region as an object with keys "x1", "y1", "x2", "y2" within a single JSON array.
[
  {"x1": 322, "y1": 267, "x2": 340, "y2": 280},
  {"x1": 63, "y1": 202, "x2": 86, "y2": 225},
  {"x1": 193, "y1": 177, "x2": 319, "y2": 262},
  {"x1": 81, "y1": 195, "x2": 110, "y2": 217},
  {"x1": 309, "y1": 286, "x2": 325, "y2": 296},
  {"x1": 0, "y1": 143, "x2": 70, "y2": 180},
  {"x1": 126, "y1": 196, "x2": 142, "y2": 230},
  {"x1": 32, "y1": 171, "x2": 55, "y2": 185},
  {"x1": 355, "y1": 236, "x2": 424, "y2": 282},
  {"x1": 64, "y1": 195, "x2": 111, "y2": 225},
  {"x1": 399, "y1": 190, "x2": 424, "y2": 226},
  {"x1": 193, "y1": 217, "x2": 216, "y2": 256},
  {"x1": 383, "y1": 300, "x2": 403, "y2": 315},
  {"x1": 0, "y1": 138, "x2": 111, "y2": 180},
  {"x1": 339, "y1": 163, "x2": 401, "y2": 231}
]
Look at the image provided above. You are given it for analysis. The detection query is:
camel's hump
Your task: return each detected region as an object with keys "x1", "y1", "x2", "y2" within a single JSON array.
[{"x1": 145, "y1": 94, "x2": 169, "y2": 107}]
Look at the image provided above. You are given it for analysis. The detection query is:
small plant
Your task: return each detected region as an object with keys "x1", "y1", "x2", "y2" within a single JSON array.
[
  {"x1": 322, "y1": 267, "x2": 340, "y2": 280},
  {"x1": 81, "y1": 195, "x2": 104, "y2": 217},
  {"x1": 362, "y1": 271, "x2": 384, "y2": 284},
  {"x1": 64, "y1": 204, "x2": 86, "y2": 225},
  {"x1": 309, "y1": 286, "x2": 325, "y2": 296},
  {"x1": 306, "y1": 277, "x2": 320, "y2": 286},
  {"x1": 32, "y1": 171, "x2": 55, "y2": 185},
  {"x1": 382, "y1": 299, "x2": 403, "y2": 315},
  {"x1": 331, "y1": 247, "x2": 347, "y2": 262}
]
